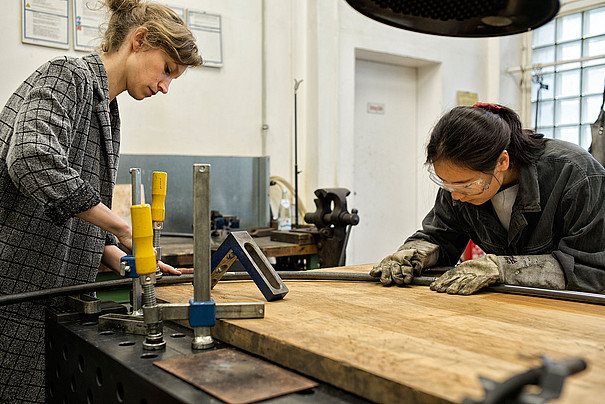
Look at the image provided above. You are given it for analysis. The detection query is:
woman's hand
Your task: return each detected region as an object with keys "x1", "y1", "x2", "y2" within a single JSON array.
[
  {"x1": 116, "y1": 228, "x2": 133, "y2": 253},
  {"x1": 75, "y1": 202, "x2": 132, "y2": 252},
  {"x1": 157, "y1": 260, "x2": 193, "y2": 275}
]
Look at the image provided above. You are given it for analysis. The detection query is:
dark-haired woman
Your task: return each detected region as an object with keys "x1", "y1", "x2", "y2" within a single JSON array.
[
  {"x1": 370, "y1": 103, "x2": 605, "y2": 296},
  {"x1": 0, "y1": 0, "x2": 202, "y2": 400}
]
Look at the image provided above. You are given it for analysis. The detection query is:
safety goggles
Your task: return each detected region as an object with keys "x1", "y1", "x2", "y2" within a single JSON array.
[{"x1": 428, "y1": 166, "x2": 493, "y2": 196}]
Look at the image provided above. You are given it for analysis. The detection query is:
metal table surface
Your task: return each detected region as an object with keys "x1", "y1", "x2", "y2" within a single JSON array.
[{"x1": 45, "y1": 309, "x2": 366, "y2": 404}]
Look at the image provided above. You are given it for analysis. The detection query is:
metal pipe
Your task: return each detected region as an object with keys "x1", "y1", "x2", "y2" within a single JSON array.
[
  {"x1": 506, "y1": 53, "x2": 605, "y2": 74},
  {"x1": 192, "y1": 164, "x2": 213, "y2": 349},
  {"x1": 218, "y1": 272, "x2": 605, "y2": 305},
  {"x1": 2, "y1": 271, "x2": 604, "y2": 307},
  {"x1": 129, "y1": 167, "x2": 143, "y2": 315}
]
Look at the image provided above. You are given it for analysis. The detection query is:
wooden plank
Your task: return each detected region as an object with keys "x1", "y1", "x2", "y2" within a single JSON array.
[
  {"x1": 270, "y1": 230, "x2": 315, "y2": 245},
  {"x1": 155, "y1": 265, "x2": 605, "y2": 403},
  {"x1": 160, "y1": 236, "x2": 318, "y2": 267}
]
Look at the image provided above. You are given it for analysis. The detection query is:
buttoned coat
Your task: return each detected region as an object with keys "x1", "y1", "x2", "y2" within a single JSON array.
[{"x1": 0, "y1": 53, "x2": 120, "y2": 402}]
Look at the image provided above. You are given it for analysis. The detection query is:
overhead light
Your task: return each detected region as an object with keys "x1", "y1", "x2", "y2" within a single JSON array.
[{"x1": 344, "y1": 0, "x2": 560, "y2": 38}]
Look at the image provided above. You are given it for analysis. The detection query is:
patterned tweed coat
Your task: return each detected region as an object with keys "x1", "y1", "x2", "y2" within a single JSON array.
[{"x1": 0, "y1": 53, "x2": 120, "y2": 402}]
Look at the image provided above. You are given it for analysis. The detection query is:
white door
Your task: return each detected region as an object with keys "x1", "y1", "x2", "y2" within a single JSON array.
[{"x1": 349, "y1": 59, "x2": 418, "y2": 265}]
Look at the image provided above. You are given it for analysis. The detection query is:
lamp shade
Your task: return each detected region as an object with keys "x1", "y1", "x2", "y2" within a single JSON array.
[{"x1": 344, "y1": 0, "x2": 560, "y2": 37}]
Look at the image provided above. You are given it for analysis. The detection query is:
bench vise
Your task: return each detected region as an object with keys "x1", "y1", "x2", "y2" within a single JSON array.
[{"x1": 304, "y1": 188, "x2": 359, "y2": 268}]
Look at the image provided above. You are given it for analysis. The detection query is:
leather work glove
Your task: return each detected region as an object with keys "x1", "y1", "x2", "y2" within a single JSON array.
[
  {"x1": 370, "y1": 240, "x2": 439, "y2": 285},
  {"x1": 430, "y1": 254, "x2": 566, "y2": 295}
]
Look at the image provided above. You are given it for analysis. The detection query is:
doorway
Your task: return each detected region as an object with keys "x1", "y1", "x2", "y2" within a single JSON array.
[{"x1": 349, "y1": 59, "x2": 418, "y2": 265}]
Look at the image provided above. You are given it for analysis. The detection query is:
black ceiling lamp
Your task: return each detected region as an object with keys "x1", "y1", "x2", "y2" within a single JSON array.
[{"x1": 344, "y1": 0, "x2": 560, "y2": 38}]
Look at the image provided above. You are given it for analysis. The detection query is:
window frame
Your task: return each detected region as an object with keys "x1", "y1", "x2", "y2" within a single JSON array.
[{"x1": 527, "y1": 3, "x2": 605, "y2": 149}]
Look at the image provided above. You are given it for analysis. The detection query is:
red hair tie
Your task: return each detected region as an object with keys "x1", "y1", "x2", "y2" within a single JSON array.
[{"x1": 473, "y1": 102, "x2": 501, "y2": 112}]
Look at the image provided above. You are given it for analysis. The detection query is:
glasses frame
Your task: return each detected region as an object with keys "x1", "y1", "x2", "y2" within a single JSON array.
[{"x1": 428, "y1": 166, "x2": 494, "y2": 196}]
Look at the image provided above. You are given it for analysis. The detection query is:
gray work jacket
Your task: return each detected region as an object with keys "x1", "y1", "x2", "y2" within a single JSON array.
[{"x1": 409, "y1": 139, "x2": 605, "y2": 293}]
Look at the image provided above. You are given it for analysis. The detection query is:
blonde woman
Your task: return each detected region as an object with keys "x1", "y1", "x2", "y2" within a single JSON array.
[{"x1": 0, "y1": 0, "x2": 202, "y2": 400}]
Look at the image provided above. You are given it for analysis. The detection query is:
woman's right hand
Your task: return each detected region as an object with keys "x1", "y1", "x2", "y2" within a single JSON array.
[
  {"x1": 116, "y1": 226, "x2": 133, "y2": 254},
  {"x1": 370, "y1": 240, "x2": 439, "y2": 285}
]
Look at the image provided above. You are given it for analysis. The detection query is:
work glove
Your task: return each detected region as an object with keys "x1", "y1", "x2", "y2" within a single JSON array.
[
  {"x1": 370, "y1": 240, "x2": 439, "y2": 285},
  {"x1": 430, "y1": 254, "x2": 566, "y2": 295}
]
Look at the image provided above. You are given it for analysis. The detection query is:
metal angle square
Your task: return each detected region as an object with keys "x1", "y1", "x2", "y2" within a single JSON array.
[{"x1": 153, "y1": 348, "x2": 318, "y2": 404}]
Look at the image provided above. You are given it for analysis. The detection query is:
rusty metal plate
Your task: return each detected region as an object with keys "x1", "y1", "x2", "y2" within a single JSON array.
[{"x1": 154, "y1": 348, "x2": 318, "y2": 403}]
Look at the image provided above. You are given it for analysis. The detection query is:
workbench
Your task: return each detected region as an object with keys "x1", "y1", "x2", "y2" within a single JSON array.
[
  {"x1": 160, "y1": 235, "x2": 318, "y2": 268},
  {"x1": 155, "y1": 264, "x2": 605, "y2": 404}
]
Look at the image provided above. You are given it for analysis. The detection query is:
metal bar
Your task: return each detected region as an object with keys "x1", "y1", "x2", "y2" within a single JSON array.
[
  {"x1": 488, "y1": 284, "x2": 605, "y2": 305},
  {"x1": 159, "y1": 302, "x2": 265, "y2": 321},
  {"x1": 217, "y1": 272, "x2": 605, "y2": 305},
  {"x1": 0, "y1": 278, "x2": 132, "y2": 306},
  {"x1": 215, "y1": 302, "x2": 265, "y2": 319},
  {"x1": 129, "y1": 168, "x2": 143, "y2": 315},
  {"x1": 130, "y1": 167, "x2": 142, "y2": 205},
  {"x1": 161, "y1": 232, "x2": 194, "y2": 238},
  {"x1": 159, "y1": 303, "x2": 189, "y2": 321},
  {"x1": 192, "y1": 164, "x2": 213, "y2": 349},
  {"x1": 506, "y1": 53, "x2": 605, "y2": 74},
  {"x1": 2, "y1": 270, "x2": 604, "y2": 307}
]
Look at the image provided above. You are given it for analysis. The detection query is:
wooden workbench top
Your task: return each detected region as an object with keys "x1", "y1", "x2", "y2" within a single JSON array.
[{"x1": 155, "y1": 265, "x2": 605, "y2": 403}]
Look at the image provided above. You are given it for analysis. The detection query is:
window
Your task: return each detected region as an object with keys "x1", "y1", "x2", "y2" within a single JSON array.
[{"x1": 531, "y1": 6, "x2": 605, "y2": 149}]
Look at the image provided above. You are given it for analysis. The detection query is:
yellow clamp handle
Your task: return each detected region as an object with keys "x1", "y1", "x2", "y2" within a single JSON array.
[
  {"x1": 151, "y1": 171, "x2": 167, "y2": 222},
  {"x1": 131, "y1": 204, "x2": 156, "y2": 275}
]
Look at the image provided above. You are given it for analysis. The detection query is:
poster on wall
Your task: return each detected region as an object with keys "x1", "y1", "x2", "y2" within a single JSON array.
[
  {"x1": 22, "y1": 0, "x2": 69, "y2": 49},
  {"x1": 73, "y1": 0, "x2": 105, "y2": 51},
  {"x1": 187, "y1": 10, "x2": 222, "y2": 68}
]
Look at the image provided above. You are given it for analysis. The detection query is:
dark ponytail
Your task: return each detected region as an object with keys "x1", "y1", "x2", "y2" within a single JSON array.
[{"x1": 426, "y1": 104, "x2": 545, "y2": 172}]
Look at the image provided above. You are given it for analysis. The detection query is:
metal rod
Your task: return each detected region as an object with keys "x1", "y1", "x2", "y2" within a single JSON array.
[
  {"x1": 293, "y1": 79, "x2": 303, "y2": 228},
  {"x1": 130, "y1": 168, "x2": 142, "y2": 205},
  {"x1": 192, "y1": 164, "x2": 213, "y2": 349},
  {"x1": 2, "y1": 271, "x2": 604, "y2": 308},
  {"x1": 294, "y1": 87, "x2": 299, "y2": 227},
  {"x1": 129, "y1": 167, "x2": 143, "y2": 315},
  {"x1": 160, "y1": 232, "x2": 194, "y2": 238},
  {"x1": 506, "y1": 53, "x2": 605, "y2": 74}
]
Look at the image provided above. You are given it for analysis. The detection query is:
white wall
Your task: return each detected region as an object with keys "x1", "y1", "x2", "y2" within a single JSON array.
[
  {"x1": 334, "y1": 3, "x2": 492, "y2": 257},
  {"x1": 1, "y1": 0, "x2": 526, "y2": 264},
  {"x1": 0, "y1": 1, "x2": 264, "y2": 159}
]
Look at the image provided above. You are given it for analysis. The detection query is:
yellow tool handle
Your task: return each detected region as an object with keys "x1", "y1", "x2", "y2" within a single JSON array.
[
  {"x1": 151, "y1": 171, "x2": 167, "y2": 222},
  {"x1": 131, "y1": 204, "x2": 156, "y2": 275}
]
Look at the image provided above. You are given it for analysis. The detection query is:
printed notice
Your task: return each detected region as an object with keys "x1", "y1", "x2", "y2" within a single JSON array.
[
  {"x1": 73, "y1": 0, "x2": 105, "y2": 51},
  {"x1": 22, "y1": 0, "x2": 69, "y2": 49},
  {"x1": 367, "y1": 103, "x2": 385, "y2": 114},
  {"x1": 188, "y1": 10, "x2": 222, "y2": 67}
]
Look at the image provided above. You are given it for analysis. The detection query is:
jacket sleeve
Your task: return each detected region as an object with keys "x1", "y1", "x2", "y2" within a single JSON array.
[
  {"x1": 554, "y1": 175, "x2": 605, "y2": 293},
  {"x1": 5, "y1": 59, "x2": 101, "y2": 225},
  {"x1": 407, "y1": 189, "x2": 471, "y2": 266}
]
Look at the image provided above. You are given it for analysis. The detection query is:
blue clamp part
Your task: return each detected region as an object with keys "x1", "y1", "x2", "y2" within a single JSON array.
[
  {"x1": 120, "y1": 255, "x2": 139, "y2": 278},
  {"x1": 211, "y1": 232, "x2": 289, "y2": 301},
  {"x1": 189, "y1": 299, "x2": 216, "y2": 327}
]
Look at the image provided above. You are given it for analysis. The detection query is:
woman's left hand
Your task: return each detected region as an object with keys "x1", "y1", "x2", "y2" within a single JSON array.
[
  {"x1": 430, "y1": 254, "x2": 501, "y2": 295},
  {"x1": 157, "y1": 260, "x2": 194, "y2": 275}
]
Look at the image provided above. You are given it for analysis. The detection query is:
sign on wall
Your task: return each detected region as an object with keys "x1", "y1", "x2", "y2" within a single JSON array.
[
  {"x1": 20, "y1": 0, "x2": 224, "y2": 69},
  {"x1": 188, "y1": 10, "x2": 223, "y2": 68},
  {"x1": 367, "y1": 102, "x2": 385, "y2": 114},
  {"x1": 73, "y1": 0, "x2": 104, "y2": 51},
  {"x1": 22, "y1": 0, "x2": 69, "y2": 49}
]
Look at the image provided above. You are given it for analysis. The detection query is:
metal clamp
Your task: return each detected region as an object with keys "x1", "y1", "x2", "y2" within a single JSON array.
[
  {"x1": 189, "y1": 299, "x2": 217, "y2": 327},
  {"x1": 211, "y1": 231, "x2": 289, "y2": 301}
]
